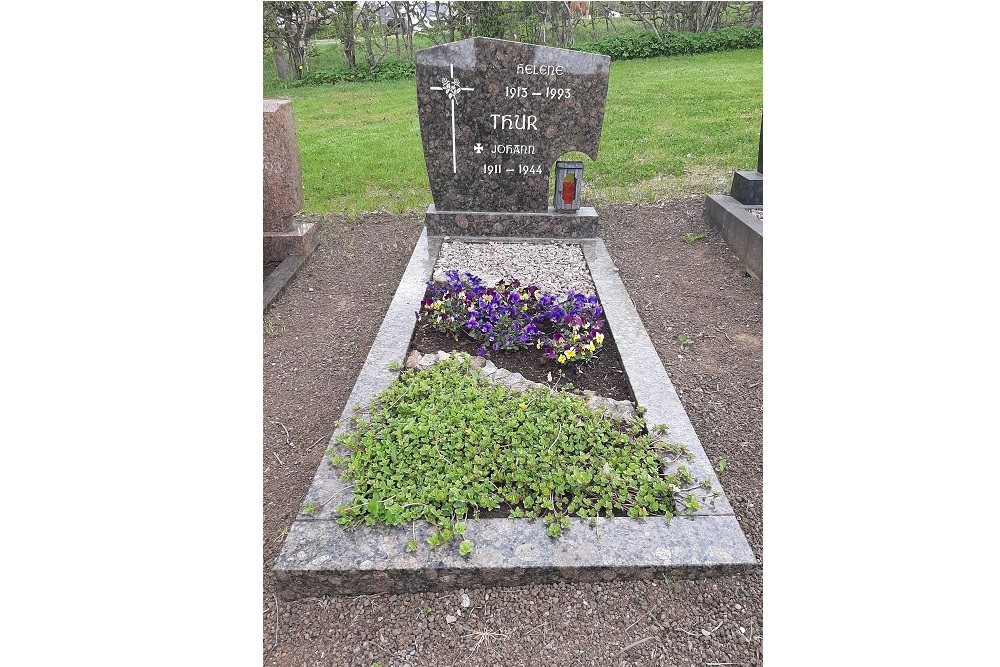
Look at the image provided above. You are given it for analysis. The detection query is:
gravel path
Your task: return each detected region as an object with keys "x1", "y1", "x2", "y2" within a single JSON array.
[{"x1": 263, "y1": 198, "x2": 763, "y2": 666}]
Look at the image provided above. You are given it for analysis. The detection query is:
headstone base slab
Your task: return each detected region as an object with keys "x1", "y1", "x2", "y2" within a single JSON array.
[
  {"x1": 264, "y1": 221, "x2": 320, "y2": 263},
  {"x1": 425, "y1": 205, "x2": 598, "y2": 238}
]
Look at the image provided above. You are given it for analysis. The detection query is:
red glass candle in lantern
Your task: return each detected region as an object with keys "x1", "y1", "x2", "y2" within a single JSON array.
[
  {"x1": 561, "y1": 173, "x2": 576, "y2": 204},
  {"x1": 554, "y1": 161, "x2": 584, "y2": 212}
]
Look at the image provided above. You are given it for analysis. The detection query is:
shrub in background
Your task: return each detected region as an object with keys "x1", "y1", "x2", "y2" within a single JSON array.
[
  {"x1": 303, "y1": 58, "x2": 416, "y2": 85},
  {"x1": 574, "y1": 26, "x2": 762, "y2": 61}
]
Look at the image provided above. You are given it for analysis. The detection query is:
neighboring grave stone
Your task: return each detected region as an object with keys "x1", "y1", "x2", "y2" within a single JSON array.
[
  {"x1": 729, "y1": 116, "x2": 763, "y2": 206},
  {"x1": 416, "y1": 37, "x2": 610, "y2": 237},
  {"x1": 757, "y1": 117, "x2": 763, "y2": 174},
  {"x1": 263, "y1": 99, "x2": 319, "y2": 263}
]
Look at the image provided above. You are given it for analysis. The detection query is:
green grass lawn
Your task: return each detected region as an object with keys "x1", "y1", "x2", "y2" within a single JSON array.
[{"x1": 265, "y1": 48, "x2": 761, "y2": 217}]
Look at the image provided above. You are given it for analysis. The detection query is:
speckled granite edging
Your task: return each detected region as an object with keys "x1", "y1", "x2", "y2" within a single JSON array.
[
  {"x1": 426, "y1": 204, "x2": 598, "y2": 237},
  {"x1": 273, "y1": 231, "x2": 758, "y2": 598}
]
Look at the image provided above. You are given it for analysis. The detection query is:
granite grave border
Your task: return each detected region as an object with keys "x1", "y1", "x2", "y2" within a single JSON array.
[
  {"x1": 264, "y1": 251, "x2": 313, "y2": 313},
  {"x1": 703, "y1": 194, "x2": 763, "y2": 281},
  {"x1": 274, "y1": 230, "x2": 758, "y2": 598}
]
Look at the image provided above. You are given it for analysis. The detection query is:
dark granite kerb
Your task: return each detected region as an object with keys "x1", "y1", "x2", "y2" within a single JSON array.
[
  {"x1": 274, "y1": 231, "x2": 758, "y2": 598},
  {"x1": 703, "y1": 194, "x2": 763, "y2": 280}
]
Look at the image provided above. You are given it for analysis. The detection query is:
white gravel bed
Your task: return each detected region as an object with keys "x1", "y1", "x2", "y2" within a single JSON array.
[
  {"x1": 749, "y1": 207, "x2": 763, "y2": 221},
  {"x1": 432, "y1": 240, "x2": 597, "y2": 297}
]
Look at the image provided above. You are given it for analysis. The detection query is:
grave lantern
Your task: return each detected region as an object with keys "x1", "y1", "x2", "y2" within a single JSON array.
[{"x1": 553, "y1": 161, "x2": 584, "y2": 212}]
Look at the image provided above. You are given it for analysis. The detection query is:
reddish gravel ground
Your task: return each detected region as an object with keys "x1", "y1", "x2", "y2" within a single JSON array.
[{"x1": 263, "y1": 197, "x2": 763, "y2": 666}]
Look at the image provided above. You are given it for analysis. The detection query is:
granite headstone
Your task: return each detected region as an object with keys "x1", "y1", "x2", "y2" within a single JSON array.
[
  {"x1": 416, "y1": 37, "x2": 610, "y2": 236},
  {"x1": 263, "y1": 99, "x2": 319, "y2": 263},
  {"x1": 729, "y1": 116, "x2": 762, "y2": 206},
  {"x1": 263, "y1": 99, "x2": 303, "y2": 232}
]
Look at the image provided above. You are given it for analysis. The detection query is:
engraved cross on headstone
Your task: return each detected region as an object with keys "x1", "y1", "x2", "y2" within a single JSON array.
[{"x1": 428, "y1": 63, "x2": 474, "y2": 174}]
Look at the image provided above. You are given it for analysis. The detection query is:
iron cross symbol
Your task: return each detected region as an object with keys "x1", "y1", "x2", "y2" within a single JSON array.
[{"x1": 429, "y1": 64, "x2": 474, "y2": 174}]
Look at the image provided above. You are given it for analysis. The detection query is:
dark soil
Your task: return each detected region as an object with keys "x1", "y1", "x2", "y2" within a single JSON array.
[
  {"x1": 263, "y1": 199, "x2": 763, "y2": 666},
  {"x1": 409, "y1": 313, "x2": 632, "y2": 401}
]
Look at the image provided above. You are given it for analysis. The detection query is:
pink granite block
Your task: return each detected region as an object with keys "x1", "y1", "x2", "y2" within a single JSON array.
[
  {"x1": 263, "y1": 99, "x2": 304, "y2": 233},
  {"x1": 263, "y1": 221, "x2": 320, "y2": 263}
]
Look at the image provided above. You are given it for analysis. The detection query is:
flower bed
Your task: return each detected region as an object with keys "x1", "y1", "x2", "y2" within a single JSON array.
[
  {"x1": 412, "y1": 270, "x2": 631, "y2": 400},
  {"x1": 418, "y1": 270, "x2": 606, "y2": 368}
]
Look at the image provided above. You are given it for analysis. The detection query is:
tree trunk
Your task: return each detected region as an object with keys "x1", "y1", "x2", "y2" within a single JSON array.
[
  {"x1": 556, "y1": 2, "x2": 573, "y2": 47},
  {"x1": 289, "y1": 48, "x2": 303, "y2": 79},
  {"x1": 697, "y1": 1, "x2": 724, "y2": 32},
  {"x1": 270, "y1": 37, "x2": 290, "y2": 81},
  {"x1": 446, "y1": 0, "x2": 456, "y2": 44},
  {"x1": 391, "y1": 2, "x2": 401, "y2": 59},
  {"x1": 338, "y1": 5, "x2": 358, "y2": 70},
  {"x1": 288, "y1": 37, "x2": 306, "y2": 79},
  {"x1": 290, "y1": 18, "x2": 309, "y2": 79},
  {"x1": 344, "y1": 36, "x2": 356, "y2": 69}
]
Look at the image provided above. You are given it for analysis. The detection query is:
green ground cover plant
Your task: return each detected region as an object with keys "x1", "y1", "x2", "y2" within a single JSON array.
[
  {"x1": 264, "y1": 49, "x2": 761, "y2": 216},
  {"x1": 328, "y1": 354, "x2": 709, "y2": 556}
]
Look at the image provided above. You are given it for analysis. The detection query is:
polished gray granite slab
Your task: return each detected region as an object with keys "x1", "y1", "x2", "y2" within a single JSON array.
[
  {"x1": 274, "y1": 231, "x2": 757, "y2": 598},
  {"x1": 425, "y1": 204, "x2": 598, "y2": 237},
  {"x1": 416, "y1": 38, "x2": 610, "y2": 212}
]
